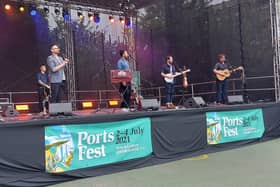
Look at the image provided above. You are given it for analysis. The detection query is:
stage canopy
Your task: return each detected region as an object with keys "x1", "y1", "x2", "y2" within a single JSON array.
[{"x1": 45, "y1": 0, "x2": 153, "y2": 11}]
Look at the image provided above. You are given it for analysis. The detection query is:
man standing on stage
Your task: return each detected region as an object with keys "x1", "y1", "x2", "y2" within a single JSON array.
[
  {"x1": 37, "y1": 64, "x2": 50, "y2": 115},
  {"x1": 161, "y1": 56, "x2": 177, "y2": 109},
  {"x1": 213, "y1": 54, "x2": 229, "y2": 104},
  {"x1": 117, "y1": 50, "x2": 131, "y2": 111},
  {"x1": 47, "y1": 44, "x2": 69, "y2": 103}
]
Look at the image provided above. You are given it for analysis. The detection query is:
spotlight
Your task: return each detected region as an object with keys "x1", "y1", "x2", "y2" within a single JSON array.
[
  {"x1": 77, "y1": 11, "x2": 84, "y2": 19},
  {"x1": 82, "y1": 102, "x2": 93, "y2": 109},
  {"x1": 63, "y1": 8, "x2": 70, "y2": 21},
  {"x1": 18, "y1": 5, "x2": 25, "y2": 12},
  {"x1": 88, "y1": 12, "x2": 94, "y2": 21},
  {"x1": 119, "y1": 17, "x2": 125, "y2": 24},
  {"x1": 4, "y1": 4, "x2": 11, "y2": 11},
  {"x1": 54, "y1": 8, "x2": 60, "y2": 16},
  {"x1": 29, "y1": 5, "x2": 37, "y2": 16},
  {"x1": 94, "y1": 13, "x2": 100, "y2": 23},
  {"x1": 125, "y1": 17, "x2": 131, "y2": 27},
  {"x1": 109, "y1": 15, "x2": 115, "y2": 23},
  {"x1": 43, "y1": 7, "x2": 49, "y2": 14}
]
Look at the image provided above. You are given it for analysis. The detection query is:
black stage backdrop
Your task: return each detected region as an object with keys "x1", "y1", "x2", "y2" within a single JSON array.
[{"x1": 0, "y1": 103, "x2": 280, "y2": 186}]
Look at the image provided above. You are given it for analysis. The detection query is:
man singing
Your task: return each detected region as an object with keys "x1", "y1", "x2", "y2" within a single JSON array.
[
  {"x1": 37, "y1": 64, "x2": 50, "y2": 115},
  {"x1": 213, "y1": 54, "x2": 229, "y2": 104},
  {"x1": 161, "y1": 56, "x2": 177, "y2": 109},
  {"x1": 117, "y1": 50, "x2": 131, "y2": 111},
  {"x1": 47, "y1": 44, "x2": 69, "y2": 103}
]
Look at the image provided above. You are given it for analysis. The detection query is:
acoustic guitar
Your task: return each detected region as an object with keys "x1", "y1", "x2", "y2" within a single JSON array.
[
  {"x1": 216, "y1": 66, "x2": 243, "y2": 81},
  {"x1": 164, "y1": 69, "x2": 191, "y2": 83}
]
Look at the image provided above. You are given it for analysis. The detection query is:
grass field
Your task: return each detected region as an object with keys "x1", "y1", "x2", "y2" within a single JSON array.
[{"x1": 50, "y1": 138, "x2": 280, "y2": 187}]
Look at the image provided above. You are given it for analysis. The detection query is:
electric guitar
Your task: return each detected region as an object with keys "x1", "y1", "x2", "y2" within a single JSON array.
[
  {"x1": 164, "y1": 69, "x2": 191, "y2": 83},
  {"x1": 216, "y1": 66, "x2": 243, "y2": 81}
]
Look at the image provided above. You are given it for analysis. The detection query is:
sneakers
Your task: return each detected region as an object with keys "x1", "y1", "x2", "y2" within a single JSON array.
[
  {"x1": 166, "y1": 103, "x2": 176, "y2": 109},
  {"x1": 121, "y1": 108, "x2": 130, "y2": 112}
]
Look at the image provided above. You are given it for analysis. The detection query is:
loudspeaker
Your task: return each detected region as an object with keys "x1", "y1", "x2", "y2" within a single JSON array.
[
  {"x1": 228, "y1": 95, "x2": 244, "y2": 105},
  {"x1": 4, "y1": 106, "x2": 19, "y2": 117},
  {"x1": 49, "y1": 103, "x2": 72, "y2": 116},
  {"x1": 184, "y1": 97, "x2": 207, "y2": 108},
  {"x1": 141, "y1": 99, "x2": 160, "y2": 111}
]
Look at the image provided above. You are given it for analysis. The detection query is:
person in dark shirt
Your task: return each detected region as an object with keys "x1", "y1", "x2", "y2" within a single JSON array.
[
  {"x1": 213, "y1": 54, "x2": 230, "y2": 104},
  {"x1": 37, "y1": 64, "x2": 50, "y2": 115},
  {"x1": 161, "y1": 56, "x2": 177, "y2": 109}
]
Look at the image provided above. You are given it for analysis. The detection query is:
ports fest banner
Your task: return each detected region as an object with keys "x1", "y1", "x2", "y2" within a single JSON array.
[
  {"x1": 206, "y1": 109, "x2": 265, "y2": 145},
  {"x1": 45, "y1": 118, "x2": 152, "y2": 173}
]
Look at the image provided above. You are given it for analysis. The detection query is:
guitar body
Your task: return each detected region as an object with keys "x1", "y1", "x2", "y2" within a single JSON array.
[
  {"x1": 164, "y1": 69, "x2": 191, "y2": 83},
  {"x1": 216, "y1": 69, "x2": 231, "y2": 81},
  {"x1": 216, "y1": 66, "x2": 243, "y2": 81}
]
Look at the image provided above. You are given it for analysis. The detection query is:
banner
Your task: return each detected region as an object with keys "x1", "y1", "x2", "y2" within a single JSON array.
[
  {"x1": 45, "y1": 118, "x2": 152, "y2": 173},
  {"x1": 206, "y1": 109, "x2": 264, "y2": 145}
]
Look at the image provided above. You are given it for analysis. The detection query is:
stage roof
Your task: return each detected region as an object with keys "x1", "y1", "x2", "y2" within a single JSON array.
[{"x1": 46, "y1": 0, "x2": 152, "y2": 11}]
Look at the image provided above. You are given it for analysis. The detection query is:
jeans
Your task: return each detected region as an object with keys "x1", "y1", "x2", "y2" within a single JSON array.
[
  {"x1": 38, "y1": 87, "x2": 49, "y2": 112},
  {"x1": 165, "y1": 83, "x2": 174, "y2": 104},
  {"x1": 50, "y1": 83, "x2": 63, "y2": 103},
  {"x1": 216, "y1": 80, "x2": 228, "y2": 104},
  {"x1": 119, "y1": 83, "x2": 131, "y2": 108}
]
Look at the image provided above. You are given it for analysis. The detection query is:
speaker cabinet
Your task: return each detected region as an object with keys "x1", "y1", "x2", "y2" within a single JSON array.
[
  {"x1": 49, "y1": 103, "x2": 72, "y2": 116},
  {"x1": 141, "y1": 99, "x2": 160, "y2": 111},
  {"x1": 228, "y1": 95, "x2": 244, "y2": 105},
  {"x1": 184, "y1": 97, "x2": 207, "y2": 108}
]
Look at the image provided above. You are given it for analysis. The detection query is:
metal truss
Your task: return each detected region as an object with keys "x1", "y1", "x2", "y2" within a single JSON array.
[
  {"x1": 64, "y1": 21, "x2": 77, "y2": 110},
  {"x1": 270, "y1": 0, "x2": 280, "y2": 102}
]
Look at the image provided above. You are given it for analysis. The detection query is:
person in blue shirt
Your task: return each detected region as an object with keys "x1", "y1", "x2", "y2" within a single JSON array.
[
  {"x1": 117, "y1": 50, "x2": 131, "y2": 110},
  {"x1": 213, "y1": 54, "x2": 230, "y2": 104},
  {"x1": 37, "y1": 64, "x2": 50, "y2": 115}
]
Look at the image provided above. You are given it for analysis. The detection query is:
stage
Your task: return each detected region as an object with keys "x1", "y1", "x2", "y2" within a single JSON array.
[{"x1": 0, "y1": 102, "x2": 280, "y2": 187}]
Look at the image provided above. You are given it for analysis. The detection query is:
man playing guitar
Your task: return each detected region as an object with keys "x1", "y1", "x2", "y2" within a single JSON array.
[
  {"x1": 213, "y1": 54, "x2": 230, "y2": 105},
  {"x1": 161, "y1": 56, "x2": 190, "y2": 109}
]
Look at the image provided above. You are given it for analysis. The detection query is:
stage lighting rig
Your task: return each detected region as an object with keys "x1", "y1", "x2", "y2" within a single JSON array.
[{"x1": 54, "y1": 7, "x2": 60, "y2": 16}]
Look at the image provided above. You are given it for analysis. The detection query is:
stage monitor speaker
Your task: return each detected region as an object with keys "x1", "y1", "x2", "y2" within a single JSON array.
[
  {"x1": 228, "y1": 95, "x2": 244, "y2": 105},
  {"x1": 49, "y1": 103, "x2": 72, "y2": 116},
  {"x1": 4, "y1": 106, "x2": 19, "y2": 117},
  {"x1": 141, "y1": 99, "x2": 160, "y2": 111},
  {"x1": 184, "y1": 97, "x2": 207, "y2": 108}
]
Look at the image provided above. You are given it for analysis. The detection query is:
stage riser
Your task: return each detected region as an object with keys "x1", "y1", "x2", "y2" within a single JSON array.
[{"x1": 0, "y1": 103, "x2": 280, "y2": 186}]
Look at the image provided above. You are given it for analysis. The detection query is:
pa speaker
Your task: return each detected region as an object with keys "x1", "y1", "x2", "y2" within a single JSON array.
[
  {"x1": 49, "y1": 103, "x2": 72, "y2": 116},
  {"x1": 184, "y1": 97, "x2": 207, "y2": 108},
  {"x1": 4, "y1": 106, "x2": 19, "y2": 117},
  {"x1": 141, "y1": 99, "x2": 160, "y2": 111},
  {"x1": 228, "y1": 95, "x2": 244, "y2": 105}
]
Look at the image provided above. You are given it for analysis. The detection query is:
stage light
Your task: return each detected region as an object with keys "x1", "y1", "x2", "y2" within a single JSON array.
[
  {"x1": 125, "y1": 17, "x2": 131, "y2": 27},
  {"x1": 18, "y1": 5, "x2": 25, "y2": 12},
  {"x1": 4, "y1": 4, "x2": 11, "y2": 11},
  {"x1": 77, "y1": 11, "x2": 84, "y2": 19},
  {"x1": 63, "y1": 9, "x2": 70, "y2": 21},
  {"x1": 54, "y1": 8, "x2": 60, "y2": 16},
  {"x1": 94, "y1": 13, "x2": 100, "y2": 23},
  {"x1": 109, "y1": 15, "x2": 115, "y2": 23},
  {"x1": 109, "y1": 100, "x2": 119, "y2": 107},
  {"x1": 29, "y1": 6, "x2": 37, "y2": 16},
  {"x1": 43, "y1": 7, "x2": 49, "y2": 14},
  {"x1": 119, "y1": 17, "x2": 125, "y2": 24},
  {"x1": 16, "y1": 104, "x2": 29, "y2": 111},
  {"x1": 82, "y1": 102, "x2": 93, "y2": 109},
  {"x1": 88, "y1": 12, "x2": 94, "y2": 21}
]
